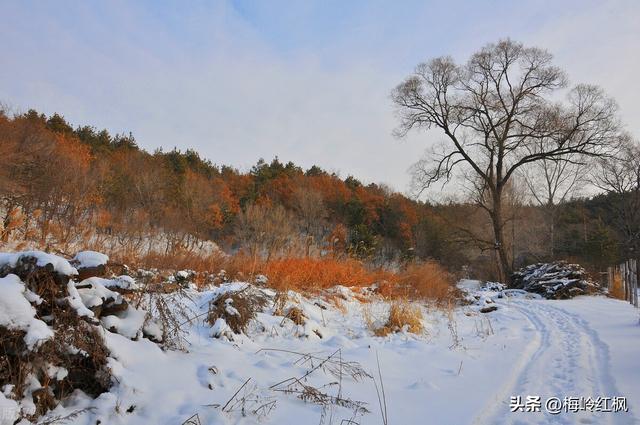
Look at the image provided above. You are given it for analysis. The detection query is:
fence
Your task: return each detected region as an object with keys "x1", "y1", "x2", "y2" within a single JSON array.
[{"x1": 606, "y1": 259, "x2": 639, "y2": 307}]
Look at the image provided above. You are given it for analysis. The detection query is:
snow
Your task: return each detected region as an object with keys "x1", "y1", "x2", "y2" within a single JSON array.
[
  {"x1": 74, "y1": 250, "x2": 109, "y2": 268},
  {"x1": 77, "y1": 278, "x2": 127, "y2": 305},
  {"x1": 101, "y1": 306, "x2": 147, "y2": 339},
  {"x1": 0, "y1": 275, "x2": 53, "y2": 349},
  {"x1": 45, "y1": 364, "x2": 69, "y2": 381},
  {"x1": 211, "y1": 317, "x2": 233, "y2": 339},
  {"x1": 0, "y1": 251, "x2": 77, "y2": 276},
  {"x1": 472, "y1": 293, "x2": 639, "y2": 424},
  {"x1": 79, "y1": 275, "x2": 139, "y2": 291},
  {"x1": 105, "y1": 275, "x2": 139, "y2": 290},
  {"x1": 1, "y1": 269, "x2": 639, "y2": 424},
  {"x1": 66, "y1": 281, "x2": 95, "y2": 318},
  {"x1": 0, "y1": 393, "x2": 19, "y2": 425}
]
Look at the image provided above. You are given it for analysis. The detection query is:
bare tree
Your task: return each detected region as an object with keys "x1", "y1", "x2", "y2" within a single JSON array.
[
  {"x1": 235, "y1": 203, "x2": 297, "y2": 260},
  {"x1": 592, "y1": 138, "x2": 640, "y2": 256},
  {"x1": 521, "y1": 150, "x2": 587, "y2": 258},
  {"x1": 392, "y1": 39, "x2": 623, "y2": 281},
  {"x1": 293, "y1": 187, "x2": 327, "y2": 256}
]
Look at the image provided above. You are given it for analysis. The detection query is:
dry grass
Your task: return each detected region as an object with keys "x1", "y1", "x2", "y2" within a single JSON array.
[
  {"x1": 322, "y1": 293, "x2": 348, "y2": 314},
  {"x1": 283, "y1": 306, "x2": 306, "y2": 326},
  {"x1": 132, "y1": 251, "x2": 460, "y2": 305},
  {"x1": 372, "y1": 301, "x2": 424, "y2": 336},
  {"x1": 132, "y1": 250, "x2": 227, "y2": 273},
  {"x1": 379, "y1": 261, "x2": 458, "y2": 304},
  {"x1": 261, "y1": 257, "x2": 393, "y2": 292},
  {"x1": 609, "y1": 270, "x2": 625, "y2": 300}
]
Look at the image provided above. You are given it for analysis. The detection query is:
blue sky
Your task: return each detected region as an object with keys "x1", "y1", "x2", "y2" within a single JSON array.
[{"x1": 1, "y1": 0, "x2": 638, "y2": 193}]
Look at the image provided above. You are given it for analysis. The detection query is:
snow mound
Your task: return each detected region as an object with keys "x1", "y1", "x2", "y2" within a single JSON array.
[
  {"x1": 101, "y1": 275, "x2": 139, "y2": 291},
  {"x1": 0, "y1": 275, "x2": 54, "y2": 349},
  {"x1": 73, "y1": 250, "x2": 109, "y2": 268},
  {"x1": 0, "y1": 251, "x2": 77, "y2": 276}
]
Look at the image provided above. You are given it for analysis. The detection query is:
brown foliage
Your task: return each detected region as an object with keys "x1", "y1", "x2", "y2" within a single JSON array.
[
  {"x1": 609, "y1": 270, "x2": 625, "y2": 300},
  {"x1": 379, "y1": 261, "x2": 458, "y2": 304},
  {"x1": 261, "y1": 257, "x2": 394, "y2": 292}
]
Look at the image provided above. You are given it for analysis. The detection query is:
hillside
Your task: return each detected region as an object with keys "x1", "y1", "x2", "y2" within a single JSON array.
[{"x1": 0, "y1": 109, "x2": 637, "y2": 280}]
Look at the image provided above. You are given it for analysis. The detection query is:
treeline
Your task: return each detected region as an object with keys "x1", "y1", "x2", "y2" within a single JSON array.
[
  {"x1": 0, "y1": 109, "x2": 458, "y2": 266},
  {"x1": 0, "y1": 108, "x2": 636, "y2": 278}
]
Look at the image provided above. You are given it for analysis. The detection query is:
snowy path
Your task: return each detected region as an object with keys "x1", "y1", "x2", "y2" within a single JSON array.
[{"x1": 474, "y1": 298, "x2": 638, "y2": 425}]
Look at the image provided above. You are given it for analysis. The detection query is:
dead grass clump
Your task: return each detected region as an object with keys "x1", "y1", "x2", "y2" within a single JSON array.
[
  {"x1": 0, "y1": 327, "x2": 30, "y2": 397},
  {"x1": 283, "y1": 306, "x2": 306, "y2": 326},
  {"x1": 272, "y1": 291, "x2": 288, "y2": 316},
  {"x1": 0, "y1": 314, "x2": 110, "y2": 420},
  {"x1": 272, "y1": 292, "x2": 306, "y2": 325},
  {"x1": 322, "y1": 292, "x2": 348, "y2": 314},
  {"x1": 44, "y1": 309, "x2": 111, "y2": 397},
  {"x1": 206, "y1": 287, "x2": 268, "y2": 334},
  {"x1": 373, "y1": 301, "x2": 424, "y2": 337}
]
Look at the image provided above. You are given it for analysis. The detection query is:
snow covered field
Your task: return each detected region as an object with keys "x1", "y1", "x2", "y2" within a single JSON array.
[{"x1": 1, "y1": 259, "x2": 639, "y2": 425}]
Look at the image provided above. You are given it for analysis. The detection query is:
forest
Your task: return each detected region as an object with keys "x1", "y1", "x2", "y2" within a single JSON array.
[{"x1": 0, "y1": 106, "x2": 637, "y2": 282}]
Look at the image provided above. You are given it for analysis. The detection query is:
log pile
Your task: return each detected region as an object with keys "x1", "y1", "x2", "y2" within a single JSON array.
[{"x1": 510, "y1": 261, "x2": 598, "y2": 299}]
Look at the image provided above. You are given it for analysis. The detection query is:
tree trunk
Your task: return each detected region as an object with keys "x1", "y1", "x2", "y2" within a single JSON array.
[{"x1": 491, "y1": 191, "x2": 511, "y2": 283}]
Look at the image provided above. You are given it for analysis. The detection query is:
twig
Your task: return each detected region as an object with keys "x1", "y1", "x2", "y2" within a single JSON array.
[
  {"x1": 222, "y1": 377, "x2": 252, "y2": 412},
  {"x1": 180, "y1": 413, "x2": 202, "y2": 425},
  {"x1": 373, "y1": 352, "x2": 388, "y2": 425}
]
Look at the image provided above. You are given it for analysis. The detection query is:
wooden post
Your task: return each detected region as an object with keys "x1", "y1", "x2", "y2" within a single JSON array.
[
  {"x1": 621, "y1": 261, "x2": 631, "y2": 301},
  {"x1": 631, "y1": 260, "x2": 635, "y2": 306},
  {"x1": 626, "y1": 260, "x2": 631, "y2": 302},
  {"x1": 622, "y1": 261, "x2": 629, "y2": 303},
  {"x1": 633, "y1": 259, "x2": 639, "y2": 308}
]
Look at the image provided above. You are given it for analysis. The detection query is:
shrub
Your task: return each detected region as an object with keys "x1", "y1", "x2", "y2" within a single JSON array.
[{"x1": 206, "y1": 287, "x2": 268, "y2": 334}]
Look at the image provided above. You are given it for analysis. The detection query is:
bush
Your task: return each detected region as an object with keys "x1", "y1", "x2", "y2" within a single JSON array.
[{"x1": 206, "y1": 287, "x2": 268, "y2": 334}]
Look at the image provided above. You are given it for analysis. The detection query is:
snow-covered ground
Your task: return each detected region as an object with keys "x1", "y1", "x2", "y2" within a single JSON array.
[
  {"x1": 3, "y1": 278, "x2": 633, "y2": 425},
  {"x1": 1, "y1": 258, "x2": 639, "y2": 425}
]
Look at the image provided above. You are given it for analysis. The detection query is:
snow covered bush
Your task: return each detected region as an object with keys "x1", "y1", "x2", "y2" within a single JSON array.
[
  {"x1": 206, "y1": 286, "x2": 269, "y2": 335},
  {"x1": 0, "y1": 253, "x2": 111, "y2": 421},
  {"x1": 0, "y1": 251, "x2": 166, "y2": 422}
]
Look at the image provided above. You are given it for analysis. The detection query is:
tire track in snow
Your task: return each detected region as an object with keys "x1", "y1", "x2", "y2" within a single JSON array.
[{"x1": 473, "y1": 299, "x2": 636, "y2": 425}]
